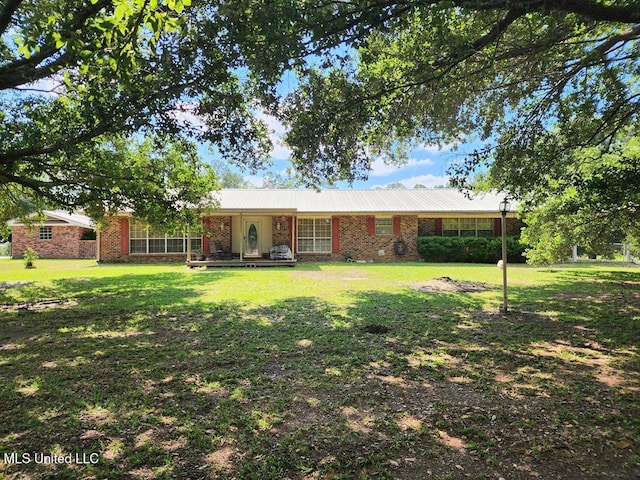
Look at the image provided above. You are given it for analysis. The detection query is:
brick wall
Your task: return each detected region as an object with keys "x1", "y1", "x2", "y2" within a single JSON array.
[
  {"x1": 203, "y1": 216, "x2": 232, "y2": 255},
  {"x1": 97, "y1": 214, "x2": 524, "y2": 263},
  {"x1": 297, "y1": 215, "x2": 421, "y2": 263},
  {"x1": 418, "y1": 218, "x2": 436, "y2": 236},
  {"x1": 99, "y1": 216, "x2": 196, "y2": 263},
  {"x1": 272, "y1": 215, "x2": 293, "y2": 248},
  {"x1": 12, "y1": 225, "x2": 95, "y2": 258}
]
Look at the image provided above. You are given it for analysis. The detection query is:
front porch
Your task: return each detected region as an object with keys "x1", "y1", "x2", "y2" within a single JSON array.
[
  {"x1": 186, "y1": 258, "x2": 297, "y2": 268},
  {"x1": 185, "y1": 212, "x2": 298, "y2": 268}
]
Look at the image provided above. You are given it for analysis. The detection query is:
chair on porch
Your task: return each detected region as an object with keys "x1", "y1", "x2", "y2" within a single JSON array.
[
  {"x1": 208, "y1": 240, "x2": 229, "y2": 260},
  {"x1": 270, "y1": 243, "x2": 293, "y2": 260}
]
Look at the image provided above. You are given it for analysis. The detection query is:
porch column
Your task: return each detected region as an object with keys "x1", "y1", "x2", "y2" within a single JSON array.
[
  {"x1": 186, "y1": 226, "x2": 192, "y2": 262},
  {"x1": 239, "y1": 212, "x2": 243, "y2": 261},
  {"x1": 291, "y1": 215, "x2": 296, "y2": 259}
]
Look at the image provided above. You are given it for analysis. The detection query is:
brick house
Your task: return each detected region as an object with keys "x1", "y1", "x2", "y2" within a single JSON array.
[
  {"x1": 9, "y1": 211, "x2": 96, "y2": 259},
  {"x1": 98, "y1": 189, "x2": 521, "y2": 264}
]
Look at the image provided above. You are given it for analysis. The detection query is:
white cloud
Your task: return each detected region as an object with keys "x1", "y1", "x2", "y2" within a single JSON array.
[
  {"x1": 402, "y1": 174, "x2": 450, "y2": 188},
  {"x1": 415, "y1": 142, "x2": 456, "y2": 153},
  {"x1": 371, "y1": 174, "x2": 450, "y2": 189},
  {"x1": 243, "y1": 174, "x2": 265, "y2": 187},
  {"x1": 256, "y1": 111, "x2": 292, "y2": 160},
  {"x1": 170, "y1": 102, "x2": 205, "y2": 129},
  {"x1": 369, "y1": 157, "x2": 435, "y2": 177}
]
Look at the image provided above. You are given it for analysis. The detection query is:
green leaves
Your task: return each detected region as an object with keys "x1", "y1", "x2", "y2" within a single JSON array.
[{"x1": 1, "y1": 0, "x2": 270, "y2": 224}]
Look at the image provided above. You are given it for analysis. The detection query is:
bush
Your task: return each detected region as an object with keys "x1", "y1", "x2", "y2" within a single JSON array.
[
  {"x1": 23, "y1": 247, "x2": 39, "y2": 268},
  {"x1": 417, "y1": 236, "x2": 527, "y2": 263}
]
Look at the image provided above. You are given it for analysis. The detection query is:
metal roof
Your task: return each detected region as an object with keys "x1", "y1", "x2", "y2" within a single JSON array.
[
  {"x1": 213, "y1": 189, "x2": 513, "y2": 214},
  {"x1": 8, "y1": 210, "x2": 95, "y2": 228}
]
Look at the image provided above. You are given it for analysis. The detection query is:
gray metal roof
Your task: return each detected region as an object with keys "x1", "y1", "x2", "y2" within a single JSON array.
[
  {"x1": 213, "y1": 189, "x2": 512, "y2": 214},
  {"x1": 8, "y1": 210, "x2": 95, "y2": 228}
]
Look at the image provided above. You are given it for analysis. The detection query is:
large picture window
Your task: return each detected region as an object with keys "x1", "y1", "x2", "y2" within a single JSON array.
[
  {"x1": 297, "y1": 218, "x2": 331, "y2": 253},
  {"x1": 129, "y1": 220, "x2": 202, "y2": 254},
  {"x1": 442, "y1": 218, "x2": 493, "y2": 237}
]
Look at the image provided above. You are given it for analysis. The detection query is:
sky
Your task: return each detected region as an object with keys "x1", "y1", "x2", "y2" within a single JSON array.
[{"x1": 202, "y1": 111, "x2": 473, "y2": 190}]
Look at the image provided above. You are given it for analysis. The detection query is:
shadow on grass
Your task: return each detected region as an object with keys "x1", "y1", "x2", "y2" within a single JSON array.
[{"x1": 0, "y1": 269, "x2": 638, "y2": 479}]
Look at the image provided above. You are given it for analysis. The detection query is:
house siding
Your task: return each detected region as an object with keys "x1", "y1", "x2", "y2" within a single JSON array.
[
  {"x1": 11, "y1": 225, "x2": 95, "y2": 259},
  {"x1": 99, "y1": 216, "x2": 193, "y2": 263},
  {"x1": 297, "y1": 215, "x2": 421, "y2": 263},
  {"x1": 97, "y1": 214, "x2": 524, "y2": 263}
]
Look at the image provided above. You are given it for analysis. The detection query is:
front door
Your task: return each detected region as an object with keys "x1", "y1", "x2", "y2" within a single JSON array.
[{"x1": 244, "y1": 220, "x2": 260, "y2": 257}]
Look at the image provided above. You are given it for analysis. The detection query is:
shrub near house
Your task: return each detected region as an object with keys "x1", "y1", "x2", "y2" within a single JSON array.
[
  {"x1": 100, "y1": 189, "x2": 523, "y2": 263},
  {"x1": 417, "y1": 236, "x2": 526, "y2": 263}
]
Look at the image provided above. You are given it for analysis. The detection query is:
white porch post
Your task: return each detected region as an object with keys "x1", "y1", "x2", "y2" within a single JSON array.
[
  {"x1": 572, "y1": 245, "x2": 578, "y2": 262},
  {"x1": 186, "y1": 226, "x2": 192, "y2": 262},
  {"x1": 239, "y1": 212, "x2": 243, "y2": 261},
  {"x1": 292, "y1": 215, "x2": 296, "y2": 260}
]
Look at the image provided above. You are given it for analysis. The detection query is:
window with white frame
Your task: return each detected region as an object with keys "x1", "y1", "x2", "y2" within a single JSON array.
[
  {"x1": 375, "y1": 217, "x2": 393, "y2": 235},
  {"x1": 129, "y1": 219, "x2": 202, "y2": 254},
  {"x1": 443, "y1": 218, "x2": 494, "y2": 237},
  {"x1": 38, "y1": 226, "x2": 52, "y2": 240},
  {"x1": 297, "y1": 218, "x2": 331, "y2": 253}
]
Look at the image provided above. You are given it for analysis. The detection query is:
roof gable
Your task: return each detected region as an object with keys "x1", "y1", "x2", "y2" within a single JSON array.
[{"x1": 8, "y1": 210, "x2": 94, "y2": 228}]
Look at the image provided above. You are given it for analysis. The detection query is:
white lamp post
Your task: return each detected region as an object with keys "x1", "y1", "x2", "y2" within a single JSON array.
[{"x1": 499, "y1": 198, "x2": 511, "y2": 313}]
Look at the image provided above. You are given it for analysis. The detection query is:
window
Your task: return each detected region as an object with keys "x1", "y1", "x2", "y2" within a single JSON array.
[
  {"x1": 298, "y1": 218, "x2": 331, "y2": 253},
  {"x1": 375, "y1": 217, "x2": 393, "y2": 235},
  {"x1": 443, "y1": 219, "x2": 459, "y2": 237},
  {"x1": 38, "y1": 226, "x2": 52, "y2": 240},
  {"x1": 476, "y1": 218, "x2": 493, "y2": 237},
  {"x1": 442, "y1": 218, "x2": 494, "y2": 237},
  {"x1": 129, "y1": 219, "x2": 201, "y2": 254}
]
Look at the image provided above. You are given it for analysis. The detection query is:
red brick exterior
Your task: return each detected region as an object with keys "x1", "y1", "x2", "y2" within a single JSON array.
[
  {"x1": 203, "y1": 216, "x2": 232, "y2": 255},
  {"x1": 272, "y1": 215, "x2": 294, "y2": 248},
  {"x1": 296, "y1": 215, "x2": 421, "y2": 263},
  {"x1": 97, "y1": 214, "x2": 523, "y2": 263},
  {"x1": 11, "y1": 225, "x2": 95, "y2": 259},
  {"x1": 99, "y1": 216, "x2": 194, "y2": 263}
]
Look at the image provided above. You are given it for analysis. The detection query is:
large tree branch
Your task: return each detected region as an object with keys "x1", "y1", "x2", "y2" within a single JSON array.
[
  {"x1": 0, "y1": 0, "x2": 23, "y2": 36},
  {"x1": 544, "y1": 0, "x2": 640, "y2": 23},
  {"x1": 0, "y1": 0, "x2": 111, "y2": 90}
]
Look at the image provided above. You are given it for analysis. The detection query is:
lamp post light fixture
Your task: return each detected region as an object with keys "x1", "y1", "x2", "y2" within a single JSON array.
[{"x1": 499, "y1": 198, "x2": 511, "y2": 313}]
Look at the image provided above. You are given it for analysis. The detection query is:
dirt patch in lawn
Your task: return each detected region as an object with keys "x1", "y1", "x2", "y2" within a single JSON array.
[
  {"x1": 290, "y1": 269, "x2": 369, "y2": 281},
  {"x1": 410, "y1": 276, "x2": 495, "y2": 293},
  {"x1": 0, "y1": 281, "x2": 32, "y2": 290},
  {"x1": 0, "y1": 298, "x2": 78, "y2": 312}
]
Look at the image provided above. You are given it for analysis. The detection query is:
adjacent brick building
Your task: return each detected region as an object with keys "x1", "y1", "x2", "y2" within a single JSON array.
[{"x1": 9, "y1": 211, "x2": 96, "y2": 259}]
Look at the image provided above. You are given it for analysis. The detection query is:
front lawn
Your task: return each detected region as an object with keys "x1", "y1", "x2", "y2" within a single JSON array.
[{"x1": 0, "y1": 260, "x2": 638, "y2": 479}]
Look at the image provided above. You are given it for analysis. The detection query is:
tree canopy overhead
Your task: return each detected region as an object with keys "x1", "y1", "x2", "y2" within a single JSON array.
[
  {"x1": 0, "y1": 0, "x2": 271, "y2": 227},
  {"x1": 3, "y1": 0, "x2": 640, "y2": 254},
  {"x1": 235, "y1": 0, "x2": 640, "y2": 187},
  {"x1": 224, "y1": 0, "x2": 640, "y2": 260}
]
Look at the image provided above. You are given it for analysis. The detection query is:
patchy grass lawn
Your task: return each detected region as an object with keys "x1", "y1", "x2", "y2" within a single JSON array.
[{"x1": 0, "y1": 259, "x2": 638, "y2": 479}]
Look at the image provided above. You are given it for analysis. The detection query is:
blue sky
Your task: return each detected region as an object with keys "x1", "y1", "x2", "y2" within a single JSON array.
[{"x1": 202, "y1": 111, "x2": 472, "y2": 190}]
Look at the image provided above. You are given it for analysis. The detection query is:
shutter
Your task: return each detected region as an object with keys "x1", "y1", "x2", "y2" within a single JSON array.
[
  {"x1": 434, "y1": 218, "x2": 443, "y2": 236},
  {"x1": 367, "y1": 216, "x2": 375, "y2": 235},
  {"x1": 120, "y1": 217, "x2": 129, "y2": 254},
  {"x1": 494, "y1": 218, "x2": 502, "y2": 237},
  {"x1": 393, "y1": 216, "x2": 401, "y2": 236},
  {"x1": 332, "y1": 217, "x2": 340, "y2": 253}
]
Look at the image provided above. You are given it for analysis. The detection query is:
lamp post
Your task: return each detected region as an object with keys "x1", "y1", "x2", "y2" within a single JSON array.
[{"x1": 499, "y1": 198, "x2": 511, "y2": 313}]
